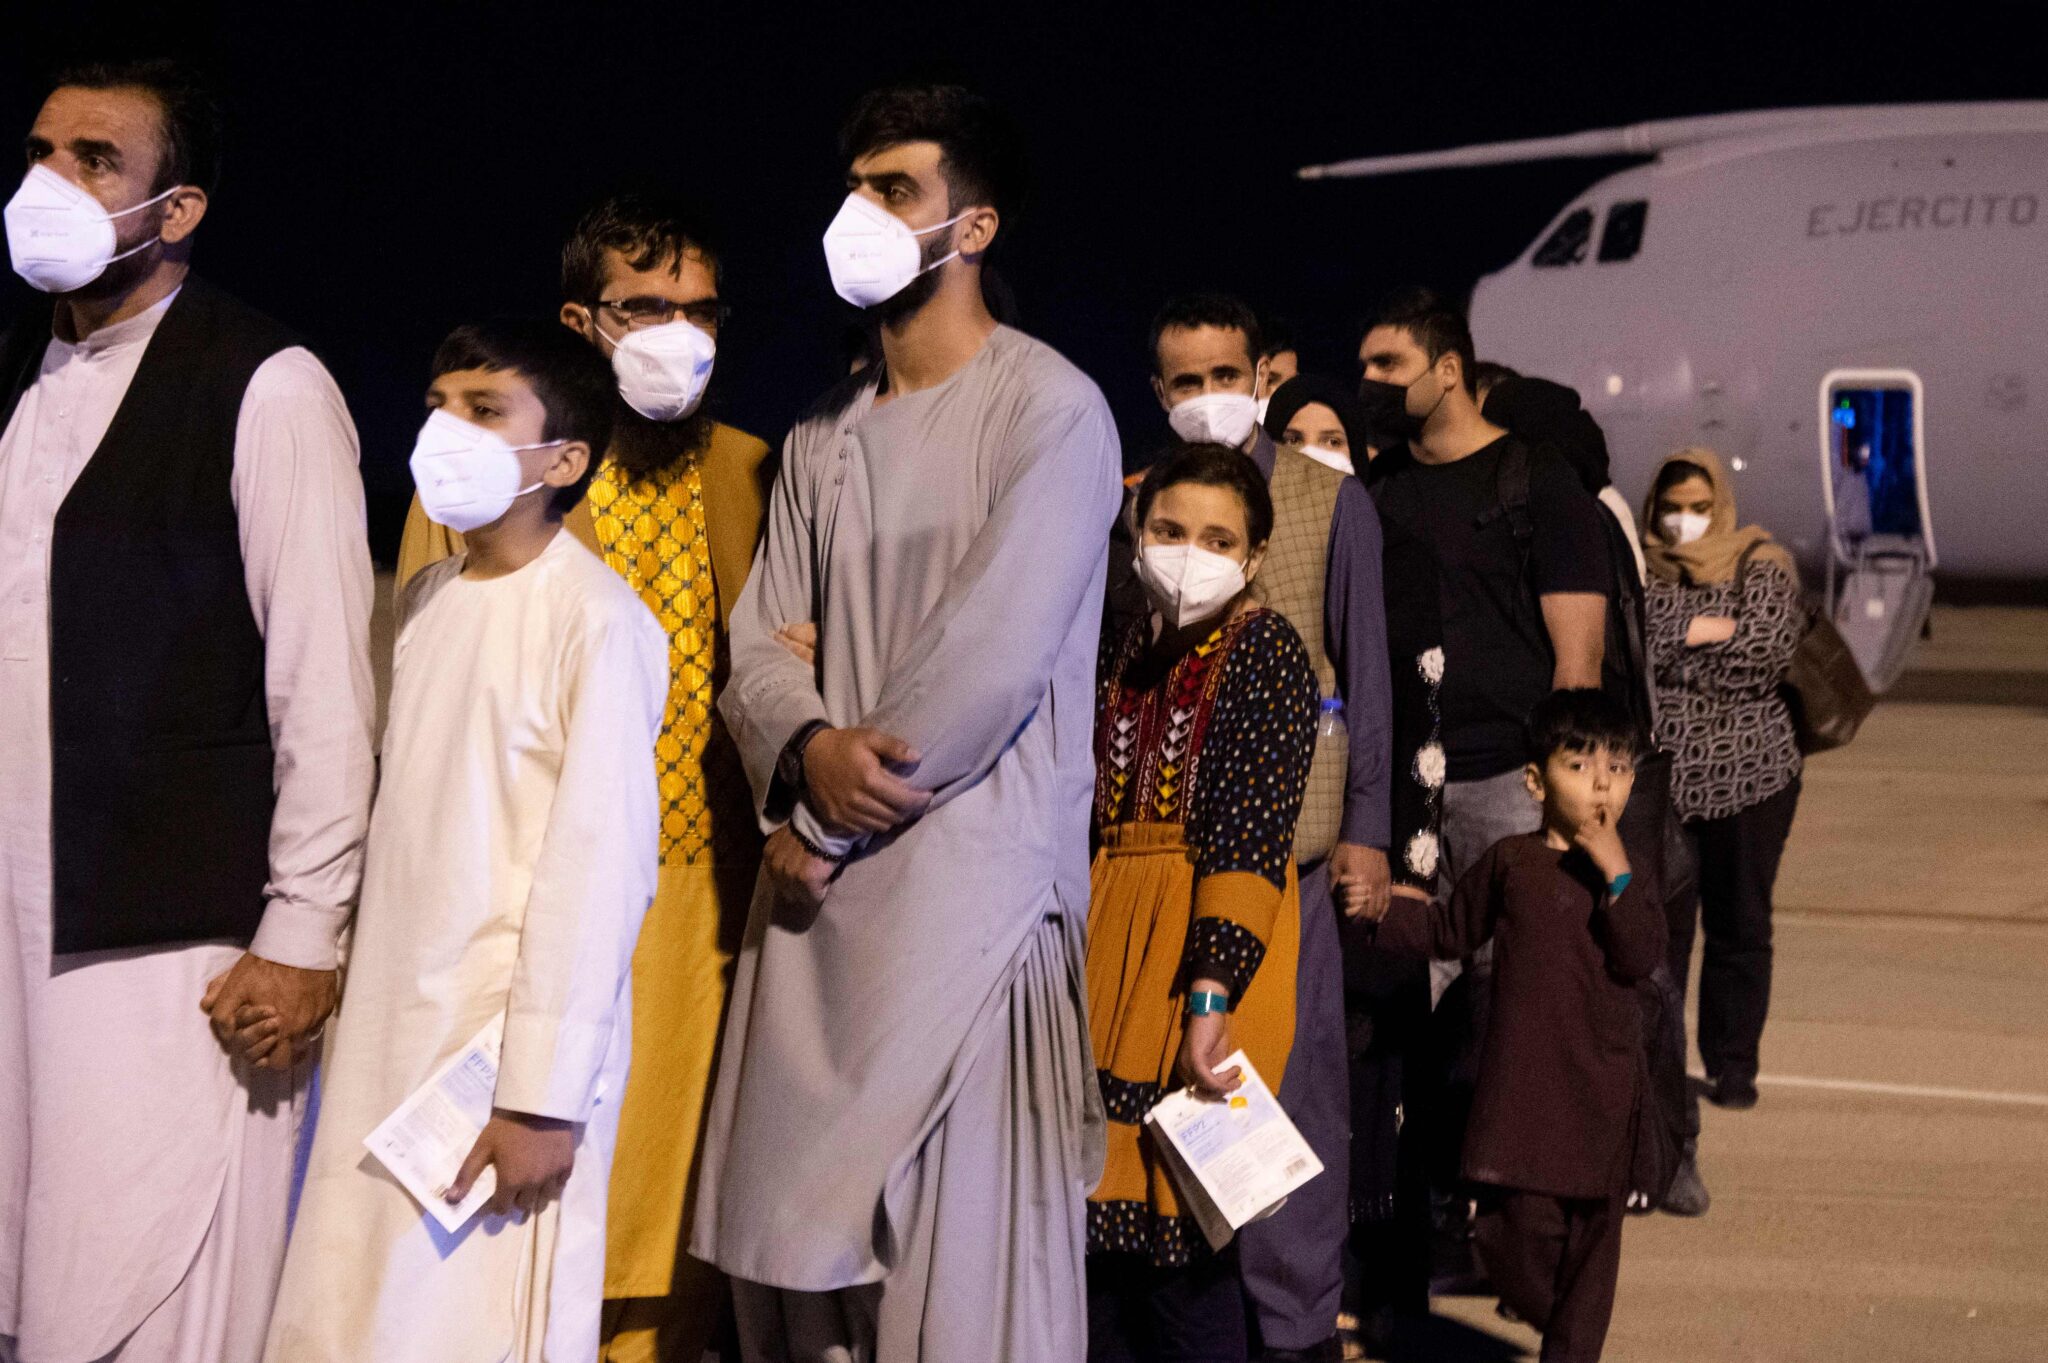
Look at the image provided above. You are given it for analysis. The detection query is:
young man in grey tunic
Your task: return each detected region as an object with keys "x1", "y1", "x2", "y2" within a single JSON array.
[{"x1": 691, "y1": 85, "x2": 1119, "y2": 1362}]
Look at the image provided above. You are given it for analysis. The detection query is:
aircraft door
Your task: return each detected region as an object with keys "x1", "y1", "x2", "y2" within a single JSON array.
[{"x1": 1820, "y1": 369, "x2": 1935, "y2": 692}]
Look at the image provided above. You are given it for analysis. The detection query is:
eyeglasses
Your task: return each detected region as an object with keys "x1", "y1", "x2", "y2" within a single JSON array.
[{"x1": 591, "y1": 296, "x2": 731, "y2": 334}]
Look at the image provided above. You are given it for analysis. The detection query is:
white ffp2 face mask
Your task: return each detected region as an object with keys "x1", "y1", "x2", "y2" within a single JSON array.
[
  {"x1": 1661, "y1": 511, "x2": 1711, "y2": 546},
  {"x1": 1298, "y1": 443, "x2": 1355, "y2": 476},
  {"x1": 822, "y1": 193, "x2": 968, "y2": 308},
  {"x1": 4, "y1": 164, "x2": 177, "y2": 294},
  {"x1": 1167, "y1": 391, "x2": 1260, "y2": 448},
  {"x1": 601, "y1": 318, "x2": 716, "y2": 422},
  {"x1": 1134, "y1": 542, "x2": 1249, "y2": 630},
  {"x1": 410, "y1": 409, "x2": 561, "y2": 533}
]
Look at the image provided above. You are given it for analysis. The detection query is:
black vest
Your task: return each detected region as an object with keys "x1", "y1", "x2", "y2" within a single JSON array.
[{"x1": 0, "y1": 279, "x2": 299, "y2": 953}]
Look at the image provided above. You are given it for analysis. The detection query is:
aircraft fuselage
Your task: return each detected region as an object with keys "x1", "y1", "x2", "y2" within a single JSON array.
[{"x1": 1469, "y1": 127, "x2": 2046, "y2": 579}]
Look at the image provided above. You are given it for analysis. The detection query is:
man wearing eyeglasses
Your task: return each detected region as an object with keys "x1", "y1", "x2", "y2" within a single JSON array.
[{"x1": 397, "y1": 191, "x2": 772, "y2": 1363}]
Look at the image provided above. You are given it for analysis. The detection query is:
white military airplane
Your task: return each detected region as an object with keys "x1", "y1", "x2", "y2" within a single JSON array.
[{"x1": 1300, "y1": 101, "x2": 2048, "y2": 690}]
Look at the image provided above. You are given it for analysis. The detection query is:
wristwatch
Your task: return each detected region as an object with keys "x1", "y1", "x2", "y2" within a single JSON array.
[{"x1": 777, "y1": 720, "x2": 829, "y2": 799}]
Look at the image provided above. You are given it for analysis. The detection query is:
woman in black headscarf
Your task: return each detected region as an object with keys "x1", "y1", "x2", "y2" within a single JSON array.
[
  {"x1": 1263, "y1": 376, "x2": 1443, "y2": 1352},
  {"x1": 1263, "y1": 374, "x2": 1372, "y2": 475}
]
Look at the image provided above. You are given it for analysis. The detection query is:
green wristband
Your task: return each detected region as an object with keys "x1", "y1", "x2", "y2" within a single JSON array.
[
  {"x1": 1186, "y1": 989, "x2": 1231, "y2": 1016},
  {"x1": 1608, "y1": 872, "x2": 1633, "y2": 898}
]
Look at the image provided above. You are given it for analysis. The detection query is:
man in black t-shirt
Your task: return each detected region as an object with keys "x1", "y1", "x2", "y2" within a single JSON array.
[
  {"x1": 1360, "y1": 289, "x2": 1609, "y2": 816},
  {"x1": 1368, "y1": 431, "x2": 1611, "y2": 785},
  {"x1": 1358, "y1": 287, "x2": 1611, "y2": 1294}
]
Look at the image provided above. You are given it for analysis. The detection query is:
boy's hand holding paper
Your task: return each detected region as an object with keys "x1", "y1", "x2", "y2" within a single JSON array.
[
  {"x1": 362, "y1": 1017, "x2": 505, "y2": 1233},
  {"x1": 446, "y1": 1111, "x2": 576, "y2": 1218}
]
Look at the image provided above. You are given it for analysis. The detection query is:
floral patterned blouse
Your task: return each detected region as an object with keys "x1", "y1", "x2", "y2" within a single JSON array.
[{"x1": 1646, "y1": 559, "x2": 1805, "y2": 822}]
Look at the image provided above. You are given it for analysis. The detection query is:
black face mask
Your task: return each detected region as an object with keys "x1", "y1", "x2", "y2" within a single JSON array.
[
  {"x1": 1360, "y1": 370, "x2": 1452, "y2": 450},
  {"x1": 1358, "y1": 375, "x2": 1425, "y2": 449}
]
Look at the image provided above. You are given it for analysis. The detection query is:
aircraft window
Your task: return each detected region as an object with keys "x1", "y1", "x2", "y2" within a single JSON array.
[
  {"x1": 1532, "y1": 207, "x2": 1594, "y2": 267},
  {"x1": 1598, "y1": 200, "x2": 1649, "y2": 262}
]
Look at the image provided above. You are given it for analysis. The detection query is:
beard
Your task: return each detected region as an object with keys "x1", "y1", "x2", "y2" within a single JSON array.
[
  {"x1": 606, "y1": 397, "x2": 712, "y2": 481},
  {"x1": 867, "y1": 230, "x2": 953, "y2": 327},
  {"x1": 67, "y1": 217, "x2": 169, "y2": 304}
]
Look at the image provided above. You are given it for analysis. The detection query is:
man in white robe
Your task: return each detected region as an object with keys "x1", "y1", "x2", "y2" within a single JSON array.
[
  {"x1": 691, "y1": 85, "x2": 1119, "y2": 1362},
  {"x1": 262, "y1": 321, "x2": 666, "y2": 1363},
  {"x1": 0, "y1": 62, "x2": 375, "y2": 1363}
]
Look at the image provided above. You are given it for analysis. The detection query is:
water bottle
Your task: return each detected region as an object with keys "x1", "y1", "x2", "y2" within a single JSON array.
[{"x1": 1317, "y1": 696, "x2": 1346, "y2": 743}]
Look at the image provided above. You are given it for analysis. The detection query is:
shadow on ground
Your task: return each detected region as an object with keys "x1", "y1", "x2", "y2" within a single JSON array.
[
  {"x1": 1886, "y1": 668, "x2": 2048, "y2": 710},
  {"x1": 1372, "y1": 1308, "x2": 1533, "y2": 1361}
]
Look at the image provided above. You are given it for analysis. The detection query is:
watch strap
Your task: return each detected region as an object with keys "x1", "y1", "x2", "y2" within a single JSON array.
[{"x1": 780, "y1": 719, "x2": 829, "y2": 793}]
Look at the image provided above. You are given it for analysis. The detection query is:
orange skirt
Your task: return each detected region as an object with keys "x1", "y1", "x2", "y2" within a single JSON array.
[{"x1": 1085, "y1": 822, "x2": 1299, "y2": 1258}]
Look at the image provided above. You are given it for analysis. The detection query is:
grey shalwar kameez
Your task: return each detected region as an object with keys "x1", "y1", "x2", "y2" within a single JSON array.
[{"x1": 693, "y1": 326, "x2": 1119, "y2": 1363}]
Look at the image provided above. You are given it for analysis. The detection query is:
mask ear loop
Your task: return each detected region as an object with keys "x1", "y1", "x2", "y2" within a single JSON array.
[
  {"x1": 95, "y1": 183, "x2": 183, "y2": 268},
  {"x1": 101, "y1": 234, "x2": 165, "y2": 268},
  {"x1": 103, "y1": 182, "x2": 181, "y2": 221},
  {"x1": 907, "y1": 208, "x2": 972, "y2": 239},
  {"x1": 906, "y1": 208, "x2": 973, "y2": 279},
  {"x1": 1422, "y1": 359, "x2": 1458, "y2": 427},
  {"x1": 507, "y1": 437, "x2": 575, "y2": 501}
]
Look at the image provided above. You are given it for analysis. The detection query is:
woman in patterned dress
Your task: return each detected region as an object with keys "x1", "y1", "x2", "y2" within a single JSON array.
[
  {"x1": 1085, "y1": 445, "x2": 1319, "y2": 1363},
  {"x1": 1643, "y1": 447, "x2": 1805, "y2": 1113}
]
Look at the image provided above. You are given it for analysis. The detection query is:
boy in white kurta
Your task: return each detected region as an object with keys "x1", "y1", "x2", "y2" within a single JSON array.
[{"x1": 264, "y1": 322, "x2": 666, "y2": 1363}]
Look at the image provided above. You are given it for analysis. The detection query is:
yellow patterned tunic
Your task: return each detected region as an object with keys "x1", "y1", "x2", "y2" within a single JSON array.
[
  {"x1": 580, "y1": 457, "x2": 756, "y2": 1340},
  {"x1": 587, "y1": 458, "x2": 739, "y2": 869}
]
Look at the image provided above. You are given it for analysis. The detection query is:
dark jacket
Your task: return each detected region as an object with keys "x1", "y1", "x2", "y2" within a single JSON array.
[
  {"x1": 1, "y1": 278, "x2": 295, "y2": 953},
  {"x1": 1375, "y1": 832, "x2": 1664, "y2": 1198}
]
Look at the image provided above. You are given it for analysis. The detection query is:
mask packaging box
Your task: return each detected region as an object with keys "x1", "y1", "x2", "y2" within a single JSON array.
[{"x1": 1144, "y1": 1050, "x2": 1324, "y2": 1251}]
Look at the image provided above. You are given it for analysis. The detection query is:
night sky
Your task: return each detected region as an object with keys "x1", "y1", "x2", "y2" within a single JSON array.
[{"x1": 6, "y1": 2, "x2": 2038, "y2": 562}]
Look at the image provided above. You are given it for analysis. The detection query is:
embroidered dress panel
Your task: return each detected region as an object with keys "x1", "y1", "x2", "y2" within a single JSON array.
[{"x1": 1095, "y1": 611, "x2": 1311, "y2": 892}]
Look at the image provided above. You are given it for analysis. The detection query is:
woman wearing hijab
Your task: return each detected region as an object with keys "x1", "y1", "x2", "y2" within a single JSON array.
[
  {"x1": 1263, "y1": 374, "x2": 1370, "y2": 476},
  {"x1": 1257, "y1": 373, "x2": 1444, "y2": 1353},
  {"x1": 1643, "y1": 447, "x2": 1805, "y2": 1115}
]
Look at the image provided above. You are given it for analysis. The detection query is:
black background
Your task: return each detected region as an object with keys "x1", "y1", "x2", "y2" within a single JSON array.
[{"x1": 5, "y1": 1, "x2": 2038, "y2": 562}]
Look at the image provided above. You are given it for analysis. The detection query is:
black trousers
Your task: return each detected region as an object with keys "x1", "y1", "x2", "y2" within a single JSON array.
[
  {"x1": 1340, "y1": 951, "x2": 1433, "y2": 1323},
  {"x1": 1475, "y1": 1189, "x2": 1625, "y2": 1363},
  {"x1": 1673, "y1": 780, "x2": 1802, "y2": 1082},
  {"x1": 1087, "y1": 1249, "x2": 1247, "y2": 1363}
]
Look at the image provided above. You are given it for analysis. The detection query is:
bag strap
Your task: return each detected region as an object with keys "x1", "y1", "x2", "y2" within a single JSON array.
[
  {"x1": 1474, "y1": 440, "x2": 1538, "y2": 617},
  {"x1": 1616, "y1": 540, "x2": 1660, "y2": 732},
  {"x1": 1487, "y1": 439, "x2": 1536, "y2": 560}
]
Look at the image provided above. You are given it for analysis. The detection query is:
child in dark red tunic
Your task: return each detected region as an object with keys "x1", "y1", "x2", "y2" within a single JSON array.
[{"x1": 1351, "y1": 689, "x2": 1664, "y2": 1362}]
